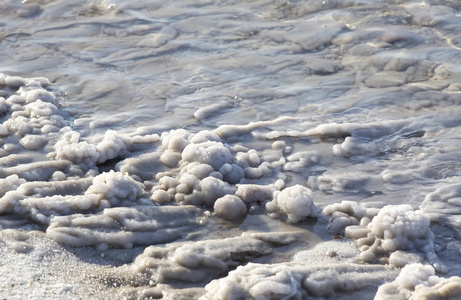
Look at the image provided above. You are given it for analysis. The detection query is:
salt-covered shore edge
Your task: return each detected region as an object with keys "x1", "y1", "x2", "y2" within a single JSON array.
[{"x1": 0, "y1": 73, "x2": 461, "y2": 299}]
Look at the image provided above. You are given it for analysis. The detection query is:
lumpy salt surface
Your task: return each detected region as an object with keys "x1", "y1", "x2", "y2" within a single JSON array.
[{"x1": 1, "y1": 1, "x2": 461, "y2": 299}]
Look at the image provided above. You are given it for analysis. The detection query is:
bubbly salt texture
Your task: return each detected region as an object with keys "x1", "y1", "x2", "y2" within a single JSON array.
[{"x1": 2, "y1": 0, "x2": 461, "y2": 299}]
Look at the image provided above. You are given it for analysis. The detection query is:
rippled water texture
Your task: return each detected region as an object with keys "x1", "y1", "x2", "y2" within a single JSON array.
[{"x1": 1, "y1": 0, "x2": 461, "y2": 299}]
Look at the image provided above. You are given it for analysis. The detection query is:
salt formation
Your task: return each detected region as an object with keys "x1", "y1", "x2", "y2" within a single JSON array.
[
  {"x1": 149, "y1": 128, "x2": 276, "y2": 210},
  {"x1": 324, "y1": 202, "x2": 447, "y2": 273},
  {"x1": 0, "y1": 175, "x2": 26, "y2": 198},
  {"x1": 85, "y1": 170, "x2": 144, "y2": 206},
  {"x1": 314, "y1": 173, "x2": 372, "y2": 193},
  {"x1": 375, "y1": 263, "x2": 441, "y2": 300},
  {"x1": 52, "y1": 129, "x2": 129, "y2": 172},
  {"x1": 202, "y1": 261, "x2": 394, "y2": 299},
  {"x1": 421, "y1": 183, "x2": 461, "y2": 222},
  {"x1": 266, "y1": 185, "x2": 318, "y2": 223},
  {"x1": 47, "y1": 205, "x2": 203, "y2": 249},
  {"x1": 322, "y1": 200, "x2": 378, "y2": 236},
  {"x1": 131, "y1": 232, "x2": 300, "y2": 287},
  {"x1": 411, "y1": 276, "x2": 461, "y2": 300},
  {"x1": 53, "y1": 130, "x2": 100, "y2": 170},
  {"x1": 375, "y1": 263, "x2": 461, "y2": 300}
]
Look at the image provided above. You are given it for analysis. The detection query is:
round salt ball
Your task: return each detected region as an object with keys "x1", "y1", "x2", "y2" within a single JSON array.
[{"x1": 214, "y1": 195, "x2": 247, "y2": 221}]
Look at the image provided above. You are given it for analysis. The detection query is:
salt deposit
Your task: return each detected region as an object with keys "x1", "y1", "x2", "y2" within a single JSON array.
[
  {"x1": 2, "y1": 0, "x2": 461, "y2": 299},
  {"x1": 324, "y1": 202, "x2": 447, "y2": 273},
  {"x1": 375, "y1": 263, "x2": 461, "y2": 300},
  {"x1": 266, "y1": 185, "x2": 318, "y2": 223}
]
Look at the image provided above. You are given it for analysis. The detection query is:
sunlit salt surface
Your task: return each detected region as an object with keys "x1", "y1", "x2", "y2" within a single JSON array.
[{"x1": 1, "y1": 0, "x2": 461, "y2": 299}]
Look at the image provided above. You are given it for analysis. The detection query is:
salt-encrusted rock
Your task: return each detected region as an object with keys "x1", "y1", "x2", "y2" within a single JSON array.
[
  {"x1": 189, "y1": 130, "x2": 221, "y2": 144},
  {"x1": 21, "y1": 194, "x2": 101, "y2": 224},
  {"x1": 219, "y1": 163, "x2": 245, "y2": 184},
  {"x1": 5, "y1": 76, "x2": 26, "y2": 88},
  {"x1": 0, "y1": 175, "x2": 26, "y2": 198},
  {"x1": 333, "y1": 136, "x2": 384, "y2": 157}
]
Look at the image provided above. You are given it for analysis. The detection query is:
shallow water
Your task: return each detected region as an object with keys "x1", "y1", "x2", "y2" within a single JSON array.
[{"x1": 1, "y1": 0, "x2": 461, "y2": 299}]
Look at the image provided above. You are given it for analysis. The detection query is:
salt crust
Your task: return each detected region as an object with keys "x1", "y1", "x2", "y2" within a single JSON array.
[
  {"x1": 47, "y1": 205, "x2": 203, "y2": 249},
  {"x1": 133, "y1": 232, "x2": 301, "y2": 285}
]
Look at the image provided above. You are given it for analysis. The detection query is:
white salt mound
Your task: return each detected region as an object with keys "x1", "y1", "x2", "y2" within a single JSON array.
[
  {"x1": 181, "y1": 141, "x2": 233, "y2": 171},
  {"x1": 411, "y1": 276, "x2": 461, "y2": 300},
  {"x1": 375, "y1": 263, "x2": 461, "y2": 300},
  {"x1": 375, "y1": 263, "x2": 439, "y2": 300},
  {"x1": 266, "y1": 185, "x2": 318, "y2": 223},
  {"x1": 95, "y1": 130, "x2": 129, "y2": 164},
  {"x1": 53, "y1": 130, "x2": 99, "y2": 169},
  {"x1": 85, "y1": 170, "x2": 144, "y2": 206},
  {"x1": 324, "y1": 202, "x2": 447, "y2": 273}
]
